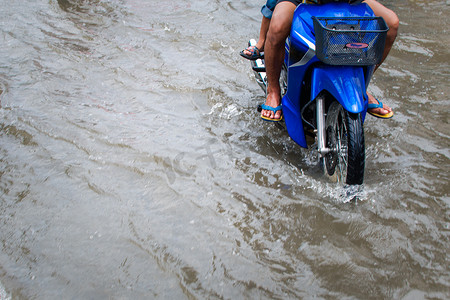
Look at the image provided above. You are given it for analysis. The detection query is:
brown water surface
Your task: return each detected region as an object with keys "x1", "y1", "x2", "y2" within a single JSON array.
[{"x1": 0, "y1": 0, "x2": 449, "y2": 299}]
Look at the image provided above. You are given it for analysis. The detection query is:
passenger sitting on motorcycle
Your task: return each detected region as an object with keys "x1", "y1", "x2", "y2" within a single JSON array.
[
  {"x1": 261, "y1": 0, "x2": 399, "y2": 121},
  {"x1": 240, "y1": 0, "x2": 277, "y2": 60}
]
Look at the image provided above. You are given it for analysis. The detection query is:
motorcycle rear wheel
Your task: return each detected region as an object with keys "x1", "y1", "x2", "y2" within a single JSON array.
[{"x1": 324, "y1": 101, "x2": 365, "y2": 185}]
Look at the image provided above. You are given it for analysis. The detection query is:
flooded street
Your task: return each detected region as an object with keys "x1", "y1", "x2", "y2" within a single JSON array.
[{"x1": 0, "y1": 0, "x2": 449, "y2": 298}]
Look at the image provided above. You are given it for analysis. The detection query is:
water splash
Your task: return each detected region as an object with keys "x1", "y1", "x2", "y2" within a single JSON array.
[{"x1": 0, "y1": 280, "x2": 11, "y2": 300}]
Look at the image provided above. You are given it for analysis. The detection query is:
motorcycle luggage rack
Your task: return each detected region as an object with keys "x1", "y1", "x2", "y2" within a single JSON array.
[{"x1": 312, "y1": 16, "x2": 388, "y2": 66}]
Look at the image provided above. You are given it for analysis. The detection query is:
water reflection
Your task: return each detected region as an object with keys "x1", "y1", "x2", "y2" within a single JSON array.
[
  {"x1": 57, "y1": 0, "x2": 106, "y2": 13},
  {"x1": 58, "y1": 0, "x2": 90, "y2": 12}
]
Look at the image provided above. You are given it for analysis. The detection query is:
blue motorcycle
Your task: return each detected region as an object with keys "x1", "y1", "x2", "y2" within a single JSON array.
[{"x1": 250, "y1": 2, "x2": 388, "y2": 185}]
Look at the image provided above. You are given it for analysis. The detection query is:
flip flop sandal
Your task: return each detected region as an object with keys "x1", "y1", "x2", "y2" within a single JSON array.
[
  {"x1": 240, "y1": 45, "x2": 263, "y2": 60},
  {"x1": 368, "y1": 99, "x2": 394, "y2": 119},
  {"x1": 260, "y1": 104, "x2": 283, "y2": 122}
]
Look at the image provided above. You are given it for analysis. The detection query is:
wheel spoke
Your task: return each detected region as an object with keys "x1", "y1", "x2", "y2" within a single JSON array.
[
  {"x1": 324, "y1": 102, "x2": 364, "y2": 185},
  {"x1": 335, "y1": 111, "x2": 348, "y2": 182}
]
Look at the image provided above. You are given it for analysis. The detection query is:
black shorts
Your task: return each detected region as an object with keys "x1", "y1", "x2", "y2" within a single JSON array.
[
  {"x1": 276, "y1": 0, "x2": 303, "y2": 5},
  {"x1": 277, "y1": 0, "x2": 362, "y2": 4}
]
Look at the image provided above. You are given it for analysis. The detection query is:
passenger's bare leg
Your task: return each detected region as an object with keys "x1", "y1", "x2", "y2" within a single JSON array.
[
  {"x1": 364, "y1": 0, "x2": 400, "y2": 115},
  {"x1": 243, "y1": 16, "x2": 270, "y2": 56},
  {"x1": 262, "y1": 2, "x2": 296, "y2": 120}
]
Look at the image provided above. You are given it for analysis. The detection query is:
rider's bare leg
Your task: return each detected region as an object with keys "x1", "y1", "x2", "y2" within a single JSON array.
[
  {"x1": 364, "y1": 0, "x2": 400, "y2": 115},
  {"x1": 262, "y1": 2, "x2": 297, "y2": 120}
]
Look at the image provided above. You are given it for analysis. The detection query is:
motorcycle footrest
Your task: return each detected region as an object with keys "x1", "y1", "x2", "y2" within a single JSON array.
[
  {"x1": 252, "y1": 65, "x2": 266, "y2": 72},
  {"x1": 257, "y1": 104, "x2": 262, "y2": 112}
]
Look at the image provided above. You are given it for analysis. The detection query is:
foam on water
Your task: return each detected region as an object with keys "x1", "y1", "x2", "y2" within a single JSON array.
[{"x1": 0, "y1": 280, "x2": 11, "y2": 300}]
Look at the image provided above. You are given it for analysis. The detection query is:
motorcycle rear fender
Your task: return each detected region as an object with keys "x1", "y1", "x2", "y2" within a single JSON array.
[{"x1": 311, "y1": 65, "x2": 367, "y2": 114}]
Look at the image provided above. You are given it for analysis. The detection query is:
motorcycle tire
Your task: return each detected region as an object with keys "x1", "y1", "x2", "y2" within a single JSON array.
[{"x1": 324, "y1": 101, "x2": 365, "y2": 185}]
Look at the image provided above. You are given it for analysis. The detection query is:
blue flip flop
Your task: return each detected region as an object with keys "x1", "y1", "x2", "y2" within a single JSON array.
[
  {"x1": 260, "y1": 104, "x2": 283, "y2": 122},
  {"x1": 368, "y1": 99, "x2": 394, "y2": 119}
]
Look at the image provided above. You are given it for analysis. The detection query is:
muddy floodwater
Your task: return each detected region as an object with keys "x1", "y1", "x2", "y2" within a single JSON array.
[{"x1": 0, "y1": 0, "x2": 449, "y2": 299}]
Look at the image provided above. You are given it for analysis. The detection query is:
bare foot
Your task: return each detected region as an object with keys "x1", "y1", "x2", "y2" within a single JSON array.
[
  {"x1": 243, "y1": 41, "x2": 264, "y2": 56},
  {"x1": 261, "y1": 93, "x2": 282, "y2": 121},
  {"x1": 368, "y1": 92, "x2": 392, "y2": 115},
  {"x1": 240, "y1": 45, "x2": 263, "y2": 60}
]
